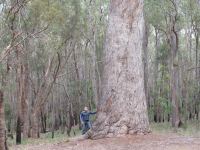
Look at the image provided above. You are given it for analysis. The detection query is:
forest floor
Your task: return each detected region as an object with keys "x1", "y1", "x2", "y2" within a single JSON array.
[
  {"x1": 10, "y1": 123, "x2": 200, "y2": 150},
  {"x1": 11, "y1": 133, "x2": 200, "y2": 150}
]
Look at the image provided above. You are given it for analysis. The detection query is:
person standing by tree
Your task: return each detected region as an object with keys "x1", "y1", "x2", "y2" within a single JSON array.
[{"x1": 80, "y1": 107, "x2": 96, "y2": 135}]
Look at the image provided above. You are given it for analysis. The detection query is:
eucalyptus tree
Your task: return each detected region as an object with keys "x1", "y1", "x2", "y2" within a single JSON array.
[{"x1": 88, "y1": 0, "x2": 150, "y2": 139}]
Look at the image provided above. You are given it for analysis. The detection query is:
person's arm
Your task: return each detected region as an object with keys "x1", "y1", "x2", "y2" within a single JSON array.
[{"x1": 89, "y1": 111, "x2": 97, "y2": 115}]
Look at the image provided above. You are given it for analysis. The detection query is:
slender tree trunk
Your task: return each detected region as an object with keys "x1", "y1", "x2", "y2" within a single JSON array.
[
  {"x1": 0, "y1": 91, "x2": 7, "y2": 150},
  {"x1": 16, "y1": 54, "x2": 29, "y2": 142},
  {"x1": 195, "y1": 33, "x2": 199, "y2": 80},
  {"x1": 195, "y1": 32, "x2": 199, "y2": 120},
  {"x1": 73, "y1": 47, "x2": 82, "y2": 126},
  {"x1": 153, "y1": 28, "x2": 160, "y2": 122},
  {"x1": 16, "y1": 116, "x2": 21, "y2": 144},
  {"x1": 30, "y1": 112, "x2": 39, "y2": 138},
  {"x1": 88, "y1": 0, "x2": 150, "y2": 139},
  {"x1": 40, "y1": 110, "x2": 47, "y2": 133},
  {"x1": 185, "y1": 21, "x2": 192, "y2": 121},
  {"x1": 169, "y1": 23, "x2": 180, "y2": 128},
  {"x1": 16, "y1": 50, "x2": 22, "y2": 144},
  {"x1": 51, "y1": 94, "x2": 55, "y2": 139},
  {"x1": 89, "y1": 0, "x2": 100, "y2": 105},
  {"x1": 21, "y1": 41, "x2": 30, "y2": 138}
]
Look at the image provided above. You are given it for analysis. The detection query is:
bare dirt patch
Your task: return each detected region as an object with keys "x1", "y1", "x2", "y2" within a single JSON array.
[{"x1": 11, "y1": 133, "x2": 200, "y2": 150}]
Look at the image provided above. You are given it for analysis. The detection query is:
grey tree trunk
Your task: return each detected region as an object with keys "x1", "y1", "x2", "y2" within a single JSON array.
[
  {"x1": 89, "y1": 0, "x2": 150, "y2": 139},
  {"x1": 168, "y1": 0, "x2": 180, "y2": 128},
  {"x1": 0, "y1": 91, "x2": 7, "y2": 150},
  {"x1": 169, "y1": 30, "x2": 180, "y2": 128}
]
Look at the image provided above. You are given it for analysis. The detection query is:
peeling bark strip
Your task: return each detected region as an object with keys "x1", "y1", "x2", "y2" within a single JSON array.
[{"x1": 88, "y1": 0, "x2": 150, "y2": 139}]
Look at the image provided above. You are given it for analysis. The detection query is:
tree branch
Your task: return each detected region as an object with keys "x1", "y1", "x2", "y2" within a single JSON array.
[{"x1": 0, "y1": 25, "x2": 49, "y2": 63}]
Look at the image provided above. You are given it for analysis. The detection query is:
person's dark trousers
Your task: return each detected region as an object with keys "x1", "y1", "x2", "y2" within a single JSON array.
[{"x1": 82, "y1": 121, "x2": 91, "y2": 135}]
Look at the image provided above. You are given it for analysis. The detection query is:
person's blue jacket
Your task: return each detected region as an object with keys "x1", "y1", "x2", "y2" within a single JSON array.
[{"x1": 80, "y1": 111, "x2": 96, "y2": 123}]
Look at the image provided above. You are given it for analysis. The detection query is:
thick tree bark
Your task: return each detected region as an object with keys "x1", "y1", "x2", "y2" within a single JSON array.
[
  {"x1": 88, "y1": 0, "x2": 150, "y2": 139},
  {"x1": 143, "y1": 23, "x2": 149, "y2": 106}
]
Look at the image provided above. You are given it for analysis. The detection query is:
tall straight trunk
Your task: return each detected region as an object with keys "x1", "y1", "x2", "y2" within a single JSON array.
[
  {"x1": 181, "y1": 58, "x2": 189, "y2": 122},
  {"x1": 40, "y1": 110, "x2": 47, "y2": 133},
  {"x1": 165, "y1": 0, "x2": 180, "y2": 128},
  {"x1": 16, "y1": 51, "x2": 22, "y2": 144},
  {"x1": 16, "y1": 53, "x2": 29, "y2": 142},
  {"x1": 195, "y1": 33, "x2": 199, "y2": 80},
  {"x1": 73, "y1": 47, "x2": 82, "y2": 126},
  {"x1": 16, "y1": 116, "x2": 21, "y2": 144},
  {"x1": 169, "y1": 24, "x2": 180, "y2": 128},
  {"x1": 51, "y1": 94, "x2": 55, "y2": 139},
  {"x1": 18, "y1": 62, "x2": 29, "y2": 138},
  {"x1": 87, "y1": 1, "x2": 99, "y2": 104},
  {"x1": 153, "y1": 28, "x2": 160, "y2": 122},
  {"x1": 21, "y1": 39, "x2": 30, "y2": 138},
  {"x1": 198, "y1": 32, "x2": 200, "y2": 120},
  {"x1": 195, "y1": 32, "x2": 199, "y2": 120},
  {"x1": 88, "y1": 0, "x2": 149, "y2": 139},
  {"x1": 170, "y1": 39, "x2": 180, "y2": 128},
  {"x1": 0, "y1": 91, "x2": 7, "y2": 150},
  {"x1": 185, "y1": 22, "x2": 192, "y2": 120},
  {"x1": 16, "y1": 25, "x2": 29, "y2": 144}
]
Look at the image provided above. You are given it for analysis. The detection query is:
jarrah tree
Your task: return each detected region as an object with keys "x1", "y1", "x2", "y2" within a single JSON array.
[{"x1": 89, "y1": 0, "x2": 150, "y2": 139}]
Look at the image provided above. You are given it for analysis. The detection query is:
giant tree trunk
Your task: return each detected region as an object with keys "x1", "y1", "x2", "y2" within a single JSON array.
[{"x1": 89, "y1": 0, "x2": 150, "y2": 139}]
